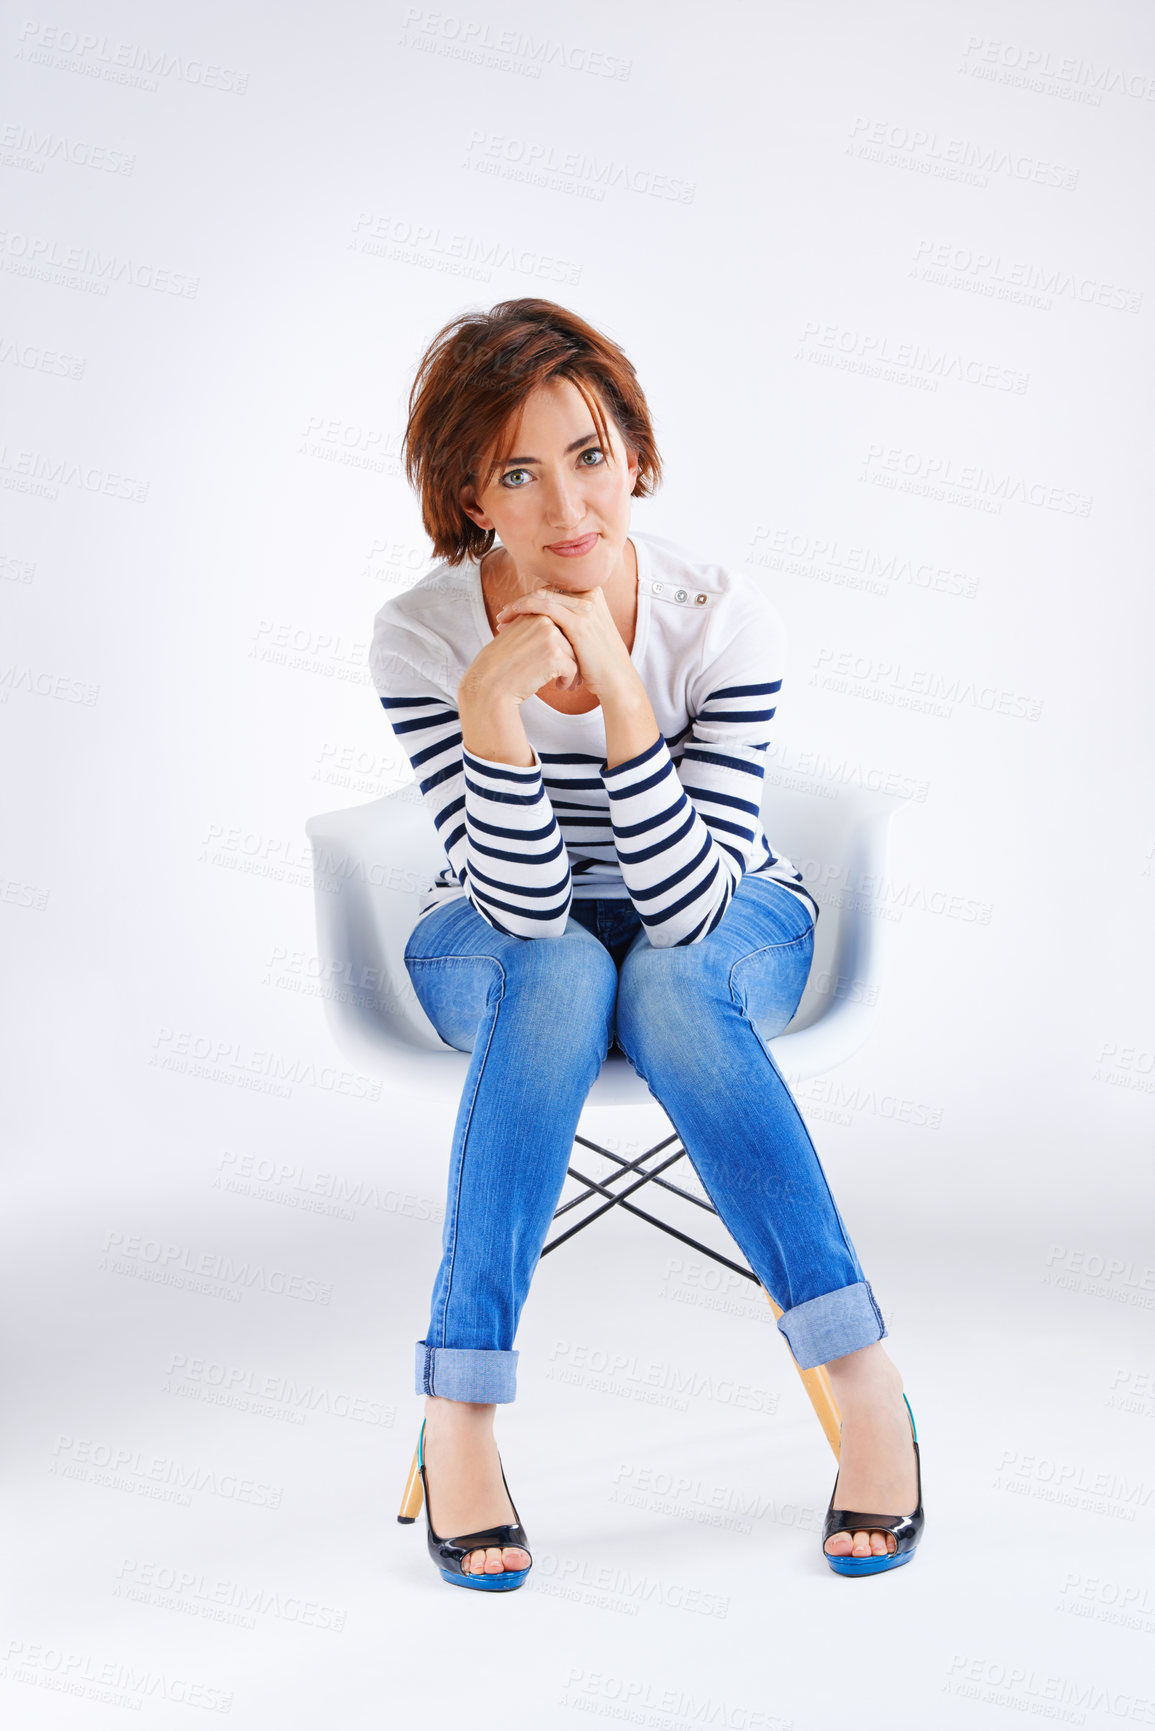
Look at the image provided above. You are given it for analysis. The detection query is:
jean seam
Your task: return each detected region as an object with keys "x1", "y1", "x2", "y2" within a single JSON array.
[
  {"x1": 594, "y1": 933, "x2": 870, "y2": 1330},
  {"x1": 613, "y1": 1016, "x2": 791, "y2": 1311},
  {"x1": 405, "y1": 952, "x2": 505, "y2": 971},
  {"x1": 726, "y1": 927, "x2": 812, "y2": 1005},
  {"x1": 864, "y1": 1281, "x2": 885, "y2": 1333},
  {"x1": 752, "y1": 1039, "x2": 863, "y2": 1283},
  {"x1": 414, "y1": 955, "x2": 506, "y2": 1352},
  {"x1": 722, "y1": 934, "x2": 864, "y2": 1286}
]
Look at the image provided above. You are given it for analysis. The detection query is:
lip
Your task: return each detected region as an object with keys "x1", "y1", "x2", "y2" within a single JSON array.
[{"x1": 545, "y1": 532, "x2": 598, "y2": 556}]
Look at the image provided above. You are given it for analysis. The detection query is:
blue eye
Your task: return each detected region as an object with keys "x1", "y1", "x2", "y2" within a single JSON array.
[{"x1": 500, "y1": 448, "x2": 605, "y2": 489}]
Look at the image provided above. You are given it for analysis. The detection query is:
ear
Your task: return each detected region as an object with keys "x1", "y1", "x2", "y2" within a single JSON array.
[{"x1": 460, "y1": 487, "x2": 494, "y2": 533}]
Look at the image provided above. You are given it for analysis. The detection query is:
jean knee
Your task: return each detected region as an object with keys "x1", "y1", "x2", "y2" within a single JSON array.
[
  {"x1": 501, "y1": 925, "x2": 618, "y2": 1043},
  {"x1": 615, "y1": 941, "x2": 723, "y2": 1053}
]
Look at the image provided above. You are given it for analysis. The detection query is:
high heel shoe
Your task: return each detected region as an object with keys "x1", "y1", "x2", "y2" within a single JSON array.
[
  {"x1": 397, "y1": 1418, "x2": 533, "y2": 1592},
  {"x1": 822, "y1": 1391, "x2": 924, "y2": 1577}
]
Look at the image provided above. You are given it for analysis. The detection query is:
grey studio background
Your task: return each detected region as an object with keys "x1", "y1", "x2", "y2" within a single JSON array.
[{"x1": 3, "y1": 1, "x2": 1153, "y2": 1727}]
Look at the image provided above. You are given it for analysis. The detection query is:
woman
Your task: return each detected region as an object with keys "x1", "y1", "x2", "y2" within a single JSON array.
[{"x1": 371, "y1": 298, "x2": 924, "y2": 1589}]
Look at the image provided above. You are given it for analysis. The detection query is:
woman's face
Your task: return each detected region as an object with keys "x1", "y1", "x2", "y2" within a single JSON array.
[{"x1": 460, "y1": 375, "x2": 639, "y2": 592}]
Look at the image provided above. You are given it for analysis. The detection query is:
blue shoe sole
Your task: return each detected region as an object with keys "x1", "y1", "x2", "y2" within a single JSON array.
[
  {"x1": 439, "y1": 1566, "x2": 530, "y2": 1591},
  {"x1": 416, "y1": 1419, "x2": 533, "y2": 1593},
  {"x1": 822, "y1": 1393, "x2": 924, "y2": 1577},
  {"x1": 825, "y1": 1547, "x2": 917, "y2": 1577}
]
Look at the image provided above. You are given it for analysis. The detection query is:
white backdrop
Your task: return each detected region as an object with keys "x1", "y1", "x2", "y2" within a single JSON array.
[{"x1": 4, "y1": 1, "x2": 1153, "y2": 1726}]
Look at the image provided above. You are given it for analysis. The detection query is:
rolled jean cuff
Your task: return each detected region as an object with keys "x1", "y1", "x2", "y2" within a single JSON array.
[
  {"x1": 415, "y1": 1340, "x2": 519, "y2": 1403},
  {"x1": 775, "y1": 1279, "x2": 886, "y2": 1371}
]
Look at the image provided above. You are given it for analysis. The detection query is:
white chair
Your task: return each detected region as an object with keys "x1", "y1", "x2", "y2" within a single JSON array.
[{"x1": 305, "y1": 781, "x2": 908, "y2": 1461}]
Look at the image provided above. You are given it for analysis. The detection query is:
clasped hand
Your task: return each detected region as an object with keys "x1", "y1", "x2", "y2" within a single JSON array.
[{"x1": 493, "y1": 583, "x2": 638, "y2": 700}]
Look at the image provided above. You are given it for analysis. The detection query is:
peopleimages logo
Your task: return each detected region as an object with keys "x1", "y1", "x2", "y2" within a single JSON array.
[
  {"x1": 164, "y1": 1354, "x2": 391, "y2": 1427},
  {"x1": 559, "y1": 1668, "x2": 791, "y2": 1730},
  {"x1": 102, "y1": 1232, "x2": 333, "y2": 1305},
  {"x1": 811, "y1": 646, "x2": 1044, "y2": 722},
  {"x1": 0, "y1": 1639, "x2": 233, "y2": 1715},
  {"x1": 958, "y1": 35, "x2": 1155, "y2": 104},
  {"x1": 149, "y1": 1026, "x2": 383, "y2": 1102},
  {"x1": 114, "y1": 1558, "x2": 347, "y2": 1632},
  {"x1": 944, "y1": 1651, "x2": 1155, "y2": 1724},
  {"x1": 215, "y1": 1149, "x2": 443, "y2": 1224},
  {"x1": 399, "y1": 9, "x2": 632, "y2": 81},
  {"x1": 50, "y1": 1434, "x2": 283, "y2": 1509},
  {"x1": 547, "y1": 1341, "x2": 777, "y2": 1415},
  {"x1": 15, "y1": 20, "x2": 250, "y2": 93}
]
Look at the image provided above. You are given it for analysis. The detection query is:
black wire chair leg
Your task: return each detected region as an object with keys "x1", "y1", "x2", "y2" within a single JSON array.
[{"x1": 537, "y1": 1123, "x2": 845, "y2": 1459}]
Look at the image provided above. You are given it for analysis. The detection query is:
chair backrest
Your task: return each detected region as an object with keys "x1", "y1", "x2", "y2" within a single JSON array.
[
  {"x1": 307, "y1": 787, "x2": 451, "y2": 1053},
  {"x1": 754, "y1": 776, "x2": 906, "y2": 1035},
  {"x1": 306, "y1": 775, "x2": 908, "y2": 1059}
]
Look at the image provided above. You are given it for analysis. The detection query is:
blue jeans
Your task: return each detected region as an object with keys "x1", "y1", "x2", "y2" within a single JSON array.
[{"x1": 403, "y1": 874, "x2": 886, "y2": 1402}]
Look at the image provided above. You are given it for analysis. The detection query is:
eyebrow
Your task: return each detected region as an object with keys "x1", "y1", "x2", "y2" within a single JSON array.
[{"x1": 500, "y1": 432, "x2": 600, "y2": 466}]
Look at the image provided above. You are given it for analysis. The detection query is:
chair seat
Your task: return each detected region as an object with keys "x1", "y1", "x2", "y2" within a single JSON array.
[{"x1": 305, "y1": 782, "x2": 908, "y2": 1098}]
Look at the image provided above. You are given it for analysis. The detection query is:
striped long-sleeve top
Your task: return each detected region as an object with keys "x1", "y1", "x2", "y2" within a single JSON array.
[{"x1": 368, "y1": 530, "x2": 819, "y2": 947}]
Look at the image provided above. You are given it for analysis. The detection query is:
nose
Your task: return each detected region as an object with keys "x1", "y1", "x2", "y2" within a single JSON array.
[{"x1": 543, "y1": 466, "x2": 584, "y2": 533}]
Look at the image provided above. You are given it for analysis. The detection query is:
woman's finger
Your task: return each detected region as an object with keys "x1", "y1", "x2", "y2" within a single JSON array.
[{"x1": 497, "y1": 588, "x2": 590, "y2": 619}]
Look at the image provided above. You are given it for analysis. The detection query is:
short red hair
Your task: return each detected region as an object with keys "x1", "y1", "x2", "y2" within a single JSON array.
[{"x1": 402, "y1": 297, "x2": 663, "y2": 566}]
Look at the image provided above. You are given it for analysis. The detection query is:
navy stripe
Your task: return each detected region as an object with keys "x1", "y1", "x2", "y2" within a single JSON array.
[
  {"x1": 419, "y1": 761, "x2": 461, "y2": 795},
  {"x1": 466, "y1": 812, "x2": 560, "y2": 843},
  {"x1": 695, "y1": 706, "x2": 777, "y2": 724},
  {"x1": 463, "y1": 752, "x2": 540, "y2": 784},
  {"x1": 616, "y1": 803, "x2": 698, "y2": 866},
  {"x1": 707, "y1": 679, "x2": 782, "y2": 697},
  {"x1": 468, "y1": 857, "x2": 570, "y2": 899},
  {"x1": 468, "y1": 831, "x2": 566, "y2": 868},
  {"x1": 680, "y1": 781, "x2": 762, "y2": 819},
  {"x1": 469, "y1": 882, "x2": 573, "y2": 921},
  {"x1": 680, "y1": 746, "x2": 764, "y2": 780},
  {"x1": 610, "y1": 790, "x2": 688, "y2": 840},
  {"x1": 601, "y1": 734, "x2": 666, "y2": 779},
  {"x1": 603, "y1": 759, "x2": 674, "y2": 802},
  {"x1": 677, "y1": 906, "x2": 715, "y2": 946},
  {"x1": 627, "y1": 832, "x2": 716, "y2": 904},
  {"x1": 462, "y1": 774, "x2": 546, "y2": 807},
  {"x1": 543, "y1": 776, "x2": 605, "y2": 794},
  {"x1": 639, "y1": 857, "x2": 723, "y2": 926},
  {"x1": 373, "y1": 618, "x2": 814, "y2": 944},
  {"x1": 409, "y1": 732, "x2": 462, "y2": 769},
  {"x1": 385, "y1": 711, "x2": 458, "y2": 738},
  {"x1": 379, "y1": 694, "x2": 457, "y2": 711}
]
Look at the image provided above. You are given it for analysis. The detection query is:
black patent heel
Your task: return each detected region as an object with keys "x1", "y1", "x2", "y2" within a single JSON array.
[
  {"x1": 399, "y1": 1418, "x2": 533, "y2": 1592},
  {"x1": 822, "y1": 1391, "x2": 924, "y2": 1577}
]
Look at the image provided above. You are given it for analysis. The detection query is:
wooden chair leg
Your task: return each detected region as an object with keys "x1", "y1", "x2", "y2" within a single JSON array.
[
  {"x1": 397, "y1": 1436, "x2": 424, "y2": 1524},
  {"x1": 762, "y1": 1289, "x2": 842, "y2": 1460}
]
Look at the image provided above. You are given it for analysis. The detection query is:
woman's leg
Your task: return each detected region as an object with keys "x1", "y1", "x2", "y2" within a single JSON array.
[
  {"x1": 614, "y1": 874, "x2": 884, "y2": 1364},
  {"x1": 613, "y1": 874, "x2": 917, "y2": 1558},
  {"x1": 403, "y1": 898, "x2": 617, "y2": 1575},
  {"x1": 404, "y1": 896, "x2": 619, "y2": 1394}
]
